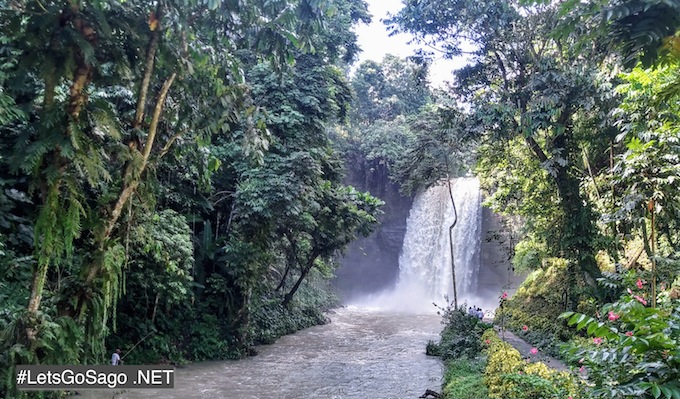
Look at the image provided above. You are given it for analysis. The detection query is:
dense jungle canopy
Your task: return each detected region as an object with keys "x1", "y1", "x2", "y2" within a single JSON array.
[{"x1": 1, "y1": 0, "x2": 679, "y2": 398}]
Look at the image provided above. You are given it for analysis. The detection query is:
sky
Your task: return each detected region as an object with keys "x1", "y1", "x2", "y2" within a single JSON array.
[{"x1": 353, "y1": 0, "x2": 466, "y2": 88}]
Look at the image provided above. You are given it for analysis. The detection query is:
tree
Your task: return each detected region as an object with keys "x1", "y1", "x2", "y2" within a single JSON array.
[
  {"x1": 0, "y1": 0, "x2": 338, "y2": 370},
  {"x1": 603, "y1": 66, "x2": 680, "y2": 307},
  {"x1": 350, "y1": 55, "x2": 430, "y2": 124}
]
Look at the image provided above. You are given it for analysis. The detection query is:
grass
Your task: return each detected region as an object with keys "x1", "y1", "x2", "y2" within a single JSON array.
[{"x1": 442, "y1": 357, "x2": 489, "y2": 399}]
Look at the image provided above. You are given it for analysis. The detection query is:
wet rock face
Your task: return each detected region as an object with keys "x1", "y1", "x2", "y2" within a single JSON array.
[
  {"x1": 334, "y1": 156, "x2": 413, "y2": 300},
  {"x1": 478, "y1": 207, "x2": 525, "y2": 297}
]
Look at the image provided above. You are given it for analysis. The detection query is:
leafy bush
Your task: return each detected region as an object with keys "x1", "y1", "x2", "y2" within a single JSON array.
[
  {"x1": 561, "y1": 285, "x2": 680, "y2": 399},
  {"x1": 188, "y1": 313, "x2": 234, "y2": 361},
  {"x1": 251, "y1": 270, "x2": 337, "y2": 345},
  {"x1": 495, "y1": 260, "x2": 580, "y2": 357},
  {"x1": 482, "y1": 329, "x2": 584, "y2": 399},
  {"x1": 427, "y1": 303, "x2": 493, "y2": 361},
  {"x1": 482, "y1": 329, "x2": 524, "y2": 398}
]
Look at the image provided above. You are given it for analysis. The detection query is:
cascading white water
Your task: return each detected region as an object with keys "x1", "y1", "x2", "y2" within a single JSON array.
[
  {"x1": 388, "y1": 178, "x2": 483, "y2": 312},
  {"x1": 352, "y1": 177, "x2": 483, "y2": 312}
]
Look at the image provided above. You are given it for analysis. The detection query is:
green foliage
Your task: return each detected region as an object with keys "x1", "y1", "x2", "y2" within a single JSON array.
[
  {"x1": 482, "y1": 329, "x2": 584, "y2": 399},
  {"x1": 188, "y1": 313, "x2": 233, "y2": 361},
  {"x1": 427, "y1": 303, "x2": 493, "y2": 361},
  {"x1": 548, "y1": 0, "x2": 680, "y2": 67},
  {"x1": 426, "y1": 302, "x2": 493, "y2": 398},
  {"x1": 393, "y1": 102, "x2": 476, "y2": 195},
  {"x1": 251, "y1": 270, "x2": 338, "y2": 345},
  {"x1": 0, "y1": 0, "x2": 380, "y2": 389},
  {"x1": 336, "y1": 54, "x2": 435, "y2": 193},
  {"x1": 561, "y1": 282, "x2": 680, "y2": 399},
  {"x1": 1, "y1": 311, "x2": 84, "y2": 398},
  {"x1": 500, "y1": 370, "x2": 580, "y2": 399},
  {"x1": 600, "y1": 66, "x2": 680, "y2": 273},
  {"x1": 349, "y1": 55, "x2": 430, "y2": 124},
  {"x1": 442, "y1": 357, "x2": 489, "y2": 399},
  {"x1": 477, "y1": 138, "x2": 562, "y2": 273},
  {"x1": 482, "y1": 329, "x2": 524, "y2": 398},
  {"x1": 495, "y1": 260, "x2": 582, "y2": 357}
]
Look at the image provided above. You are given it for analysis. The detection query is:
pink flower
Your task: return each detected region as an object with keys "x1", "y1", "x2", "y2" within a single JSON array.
[
  {"x1": 625, "y1": 331, "x2": 634, "y2": 337},
  {"x1": 578, "y1": 358, "x2": 584, "y2": 364},
  {"x1": 518, "y1": 371, "x2": 523, "y2": 375},
  {"x1": 593, "y1": 337, "x2": 603, "y2": 345},
  {"x1": 530, "y1": 347, "x2": 538, "y2": 355},
  {"x1": 579, "y1": 366, "x2": 585, "y2": 373},
  {"x1": 634, "y1": 295, "x2": 647, "y2": 306},
  {"x1": 522, "y1": 325, "x2": 529, "y2": 331},
  {"x1": 636, "y1": 279, "x2": 644, "y2": 289},
  {"x1": 501, "y1": 292, "x2": 508, "y2": 299},
  {"x1": 608, "y1": 311, "x2": 620, "y2": 321},
  {"x1": 485, "y1": 339, "x2": 490, "y2": 345}
]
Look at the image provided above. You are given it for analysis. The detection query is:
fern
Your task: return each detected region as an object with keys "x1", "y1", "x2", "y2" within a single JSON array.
[{"x1": 597, "y1": 271, "x2": 625, "y2": 290}]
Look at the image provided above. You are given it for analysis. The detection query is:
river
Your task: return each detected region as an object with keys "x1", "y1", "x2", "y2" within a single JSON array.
[{"x1": 77, "y1": 306, "x2": 443, "y2": 399}]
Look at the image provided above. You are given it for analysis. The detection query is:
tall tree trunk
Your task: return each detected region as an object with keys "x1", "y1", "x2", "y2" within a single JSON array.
[
  {"x1": 151, "y1": 293, "x2": 160, "y2": 324},
  {"x1": 133, "y1": 3, "x2": 164, "y2": 130},
  {"x1": 26, "y1": 3, "x2": 97, "y2": 341},
  {"x1": 445, "y1": 178, "x2": 458, "y2": 309},
  {"x1": 67, "y1": 5, "x2": 97, "y2": 121},
  {"x1": 85, "y1": 73, "x2": 176, "y2": 285},
  {"x1": 523, "y1": 108, "x2": 601, "y2": 305},
  {"x1": 236, "y1": 287, "x2": 252, "y2": 350},
  {"x1": 276, "y1": 232, "x2": 298, "y2": 292},
  {"x1": 552, "y1": 135, "x2": 601, "y2": 306},
  {"x1": 282, "y1": 253, "x2": 319, "y2": 307}
]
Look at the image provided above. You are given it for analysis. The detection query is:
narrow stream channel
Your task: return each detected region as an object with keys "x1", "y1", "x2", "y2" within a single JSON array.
[{"x1": 78, "y1": 306, "x2": 443, "y2": 399}]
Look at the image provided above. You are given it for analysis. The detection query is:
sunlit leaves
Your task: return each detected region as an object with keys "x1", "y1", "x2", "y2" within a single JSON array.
[{"x1": 606, "y1": 66, "x2": 680, "y2": 247}]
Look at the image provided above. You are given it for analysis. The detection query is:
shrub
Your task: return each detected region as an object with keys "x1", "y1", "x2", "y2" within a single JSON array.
[
  {"x1": 427, "y1": 303, "x2": 493, "y2": 361},
  {"x1": 483, "y1": 329, "x2": 584, "y2": 399},
  {"x1": 495, "y1": 259, "x2": 578, "y2": 357},
  {"x1": 561, "y1": 285, "x2": 680, "y2": 399},
  {"x1": 251, "y1": 270, "x2": 337, "y2": 345},
  {"x1": 188, "y1": 313, "x2": 232, "y2": 361},
  {"x1": 483, "y1": 329, "x2": 523, "y2": 398}
]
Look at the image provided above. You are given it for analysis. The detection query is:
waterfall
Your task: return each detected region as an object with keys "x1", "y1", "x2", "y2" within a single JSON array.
[
  {"x1": 352, "y1": 177, "x2": 483, "y2": 312},
  {"x1": 391, "y1": 178, "x2": 483, "y2": 312}
]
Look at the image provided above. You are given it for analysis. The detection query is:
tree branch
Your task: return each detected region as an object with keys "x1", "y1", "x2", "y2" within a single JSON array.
[
  {"x1": 133, "y1": 3, "x2": 164, "y2": 129},
  {"x1": 157, "y1": 128, "x2": 188, "y2": 160},
  {"x1": 524, "y1": 135, "x2": 549, "y2": 163},
  {"x1": 87, "y1": 73, "x2": 177, "y2": 283},
  {"x1": 142, "y1": 73, "x2": 177, "y2": 163},
  {"x1": 493, "y1": 51, "x2": 510, "y2": 92}
]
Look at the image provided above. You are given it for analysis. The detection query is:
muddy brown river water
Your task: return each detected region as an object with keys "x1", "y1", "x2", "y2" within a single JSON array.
[{"x1": 77, "y1": 306, "x2": 444, "y2": 399}]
